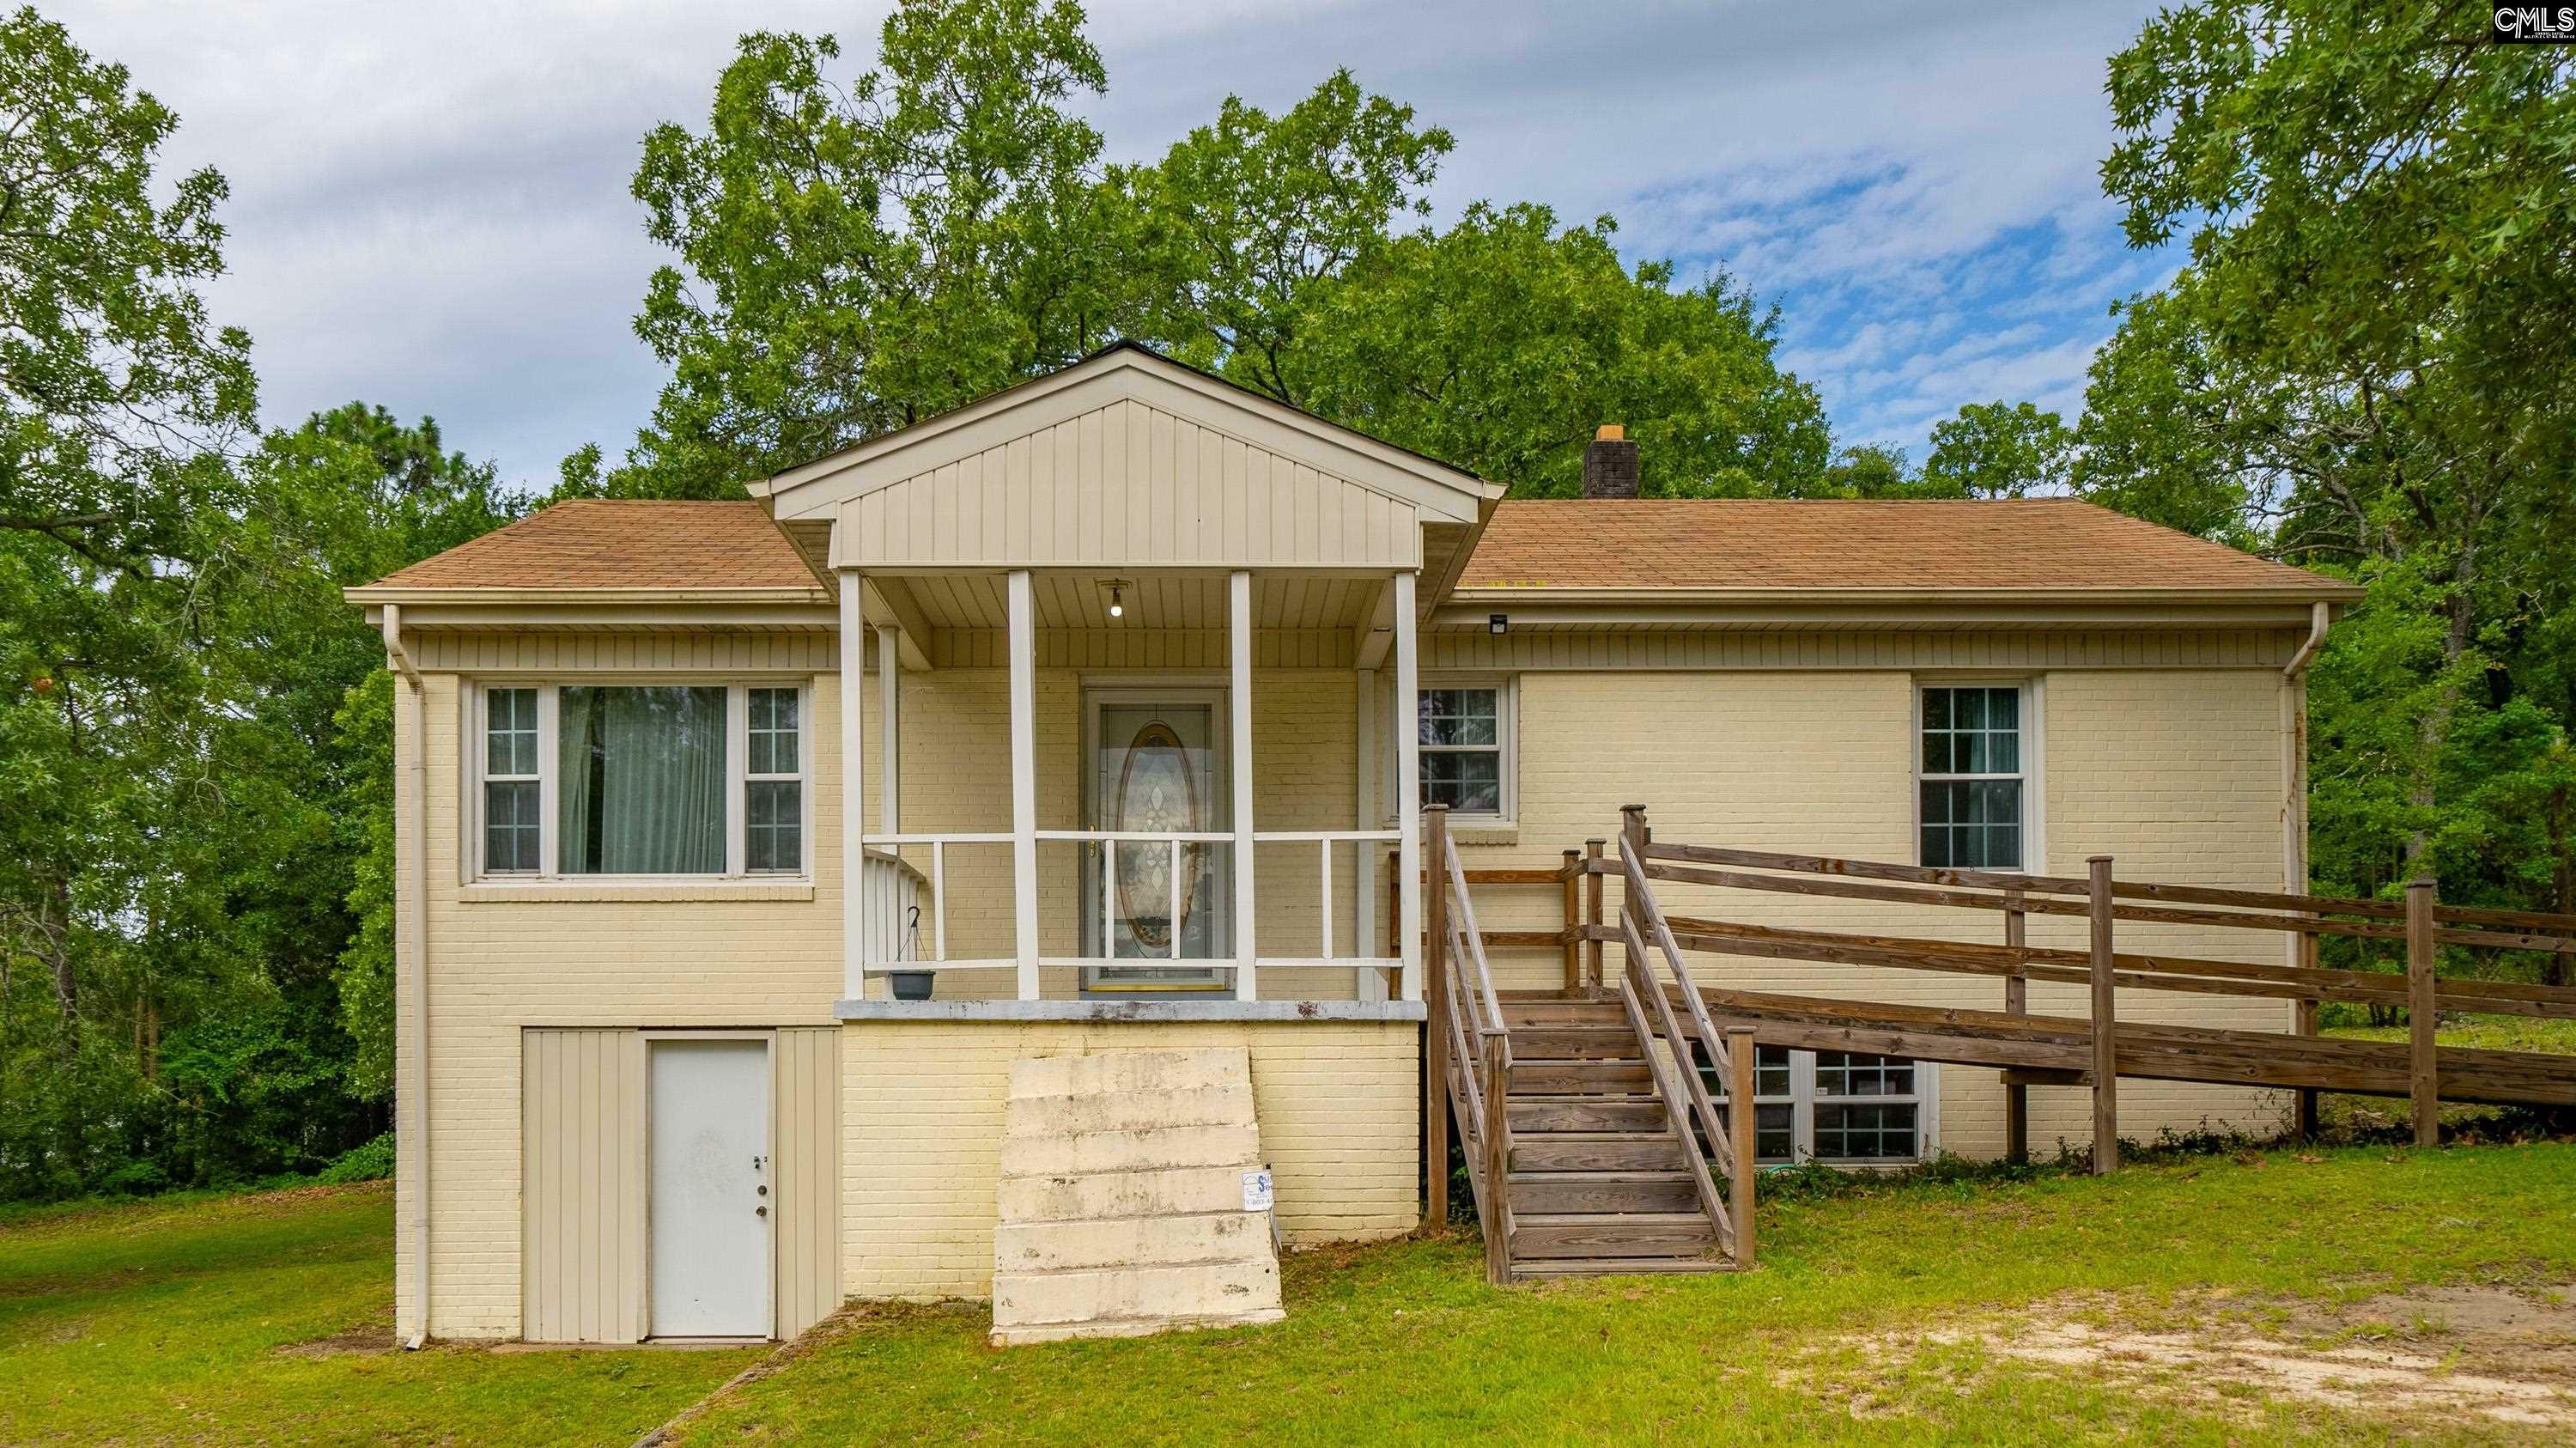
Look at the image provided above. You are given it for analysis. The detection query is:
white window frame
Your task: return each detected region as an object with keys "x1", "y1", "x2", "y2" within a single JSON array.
[
  {"x1": 1710, "y1": 1043, "x2": 1941, "y2": 1168},
  {"x1": 479, "y1": 685, "x2": 549, "y2": 874},
  {"x1": 739, "y1": 684, "x2": 807, "y2": 876},
  {"x1": 1912, "y1": 678, "x2": 2043, "y2": 873},
  {"x1": 1413, "y1": 674, "x2": 1516, "y2": 824},
  {"x1": 466, "y1": 679, "x2": 813, "y2": 882}
]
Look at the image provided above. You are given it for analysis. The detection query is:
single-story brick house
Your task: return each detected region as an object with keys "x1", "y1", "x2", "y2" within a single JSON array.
[{"x1": 349, "y1": 344, "x2": 2360, "y2": 1343}]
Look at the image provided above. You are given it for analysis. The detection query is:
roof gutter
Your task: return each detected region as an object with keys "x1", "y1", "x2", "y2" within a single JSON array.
[
  {"x1": 1448, "y1": 584, "x2": 2368, "y2": 607},
  {"x1": 345, "y1": 586, "x2": 832, "y2": 606},
  {"x1": 380, "y1": 605, "x2": 431, "y2": 1351},
  {"x1": 2277, "y1": 599, "x2": 2335, "y2": 985},
  {"x1": 2281, "y1": 599, "x2": 2332, "y2": 679}
]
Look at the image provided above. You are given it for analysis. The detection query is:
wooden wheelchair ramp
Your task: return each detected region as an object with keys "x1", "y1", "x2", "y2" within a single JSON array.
[
  {"x1": 1680, "y1": 986, "x2": 2576, "y2": 1108},
  {"x1": 1419, "y1": 804, "x2": 2576, "y2": 1285}
]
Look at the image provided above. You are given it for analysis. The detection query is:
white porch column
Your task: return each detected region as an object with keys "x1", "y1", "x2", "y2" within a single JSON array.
[
  {"x1": 1230, "y1": 569, "x2": 1257, "y2": 1001},
  {"x1": 840, "y1": 569, "x2": 867, "y2": 1001},
  {"x1": 1355, "y1": 665, "x2": 1384, "y2": 1002},
  {"x1": 1008, "y1": 569, "x2": 1040, "y2": 1001},
  {"x1": 876, "y1": 624, "x2": 901, "y2": 836},
  {"x1": 1394, "y1": 569, "x2": 1420, "y2": 1001}
]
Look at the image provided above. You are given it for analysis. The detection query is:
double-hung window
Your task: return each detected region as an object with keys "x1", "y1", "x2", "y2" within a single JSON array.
[
  {"x1": 1918, "y1": 683, "x2": 2026, "y2": 869},
  {"x1": 483, "y1": 688, "x2": 544, "y2": 873},
  {"x1": 744, "y1": 687, "x2": 804, "y2": 873},
  {"x1": 474, "y1": 683, "x2": 809, "y2": 879},
  {"x1": 1418, "y1": 681, "x2": 1511, "y2": 818},
  {"x1": 1702, "y1": 1043, "x2": 1934, "y2": 1165}
]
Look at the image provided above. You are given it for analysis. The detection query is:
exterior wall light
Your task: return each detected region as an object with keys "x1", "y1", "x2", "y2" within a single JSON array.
[{"x1": 1489, "y1": 613, "x2": 1509, "y2": 636}]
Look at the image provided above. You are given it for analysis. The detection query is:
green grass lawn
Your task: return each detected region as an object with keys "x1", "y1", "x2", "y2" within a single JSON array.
[
  {"x1": 9, "y1": 1144, "x2": 2575, "y2": 1445},
  {"x1": 0, "y1": 1183, "x2": 758, "y2": 1445}
]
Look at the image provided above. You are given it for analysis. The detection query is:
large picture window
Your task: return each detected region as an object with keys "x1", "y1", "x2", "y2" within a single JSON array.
[
  {"x1": 1418, "y1": 681, "x2": 1511, "y2": 818},
  {"x1": 1918, "y1": 683, "x2": 2026, "y2": 869},
  {"x1": 558, "y1": 686, "x2": 728, "y2": 874},
  {"x1": 473, "y1": 683, "x2": 808, "y2": 879}
]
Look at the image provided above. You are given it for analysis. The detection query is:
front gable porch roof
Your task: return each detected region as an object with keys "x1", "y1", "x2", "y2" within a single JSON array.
[{"x1": 756, "y1": 344, "x2": 1504, "y2": 586}]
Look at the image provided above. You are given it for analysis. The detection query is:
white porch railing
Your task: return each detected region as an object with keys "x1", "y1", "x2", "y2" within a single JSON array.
[
  {"x1": 858, "y1": 849, "x2": 928, "y2": 967},
  {"x1": 852, "y1": 826, "x2": 1400, "y2": 998},
  {"x1": 857, "y1": 833, "x2": 1018, "y2": 977}
]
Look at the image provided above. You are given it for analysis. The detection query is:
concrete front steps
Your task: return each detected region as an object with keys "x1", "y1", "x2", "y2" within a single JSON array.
[{"x1": 989, "y1": 1047, "x2": 1285, "y2": 1347}]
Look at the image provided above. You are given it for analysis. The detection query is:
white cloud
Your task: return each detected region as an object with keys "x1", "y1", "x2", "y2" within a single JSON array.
[{"x1": 52, "y1": 0, "x2": 2175, "y2": 484}]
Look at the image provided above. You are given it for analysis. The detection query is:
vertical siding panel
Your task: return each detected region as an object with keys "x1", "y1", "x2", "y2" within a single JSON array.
[
  {"x1": 521, "y1": 1028, "x2": 652, "y2": 1344},
  {"x1": 1028, "y1": 423, "x2": 1057, "y2": 563},
  {"x1": 520, "y1": 1032, "x2": 545, "y2": 1342},
  {"x1": 1197, "y1": 424, "x2": 1224, "y2": 560},
  {"x1": 1148, "y1": 407, "x2": 1175, "y2": 561}
]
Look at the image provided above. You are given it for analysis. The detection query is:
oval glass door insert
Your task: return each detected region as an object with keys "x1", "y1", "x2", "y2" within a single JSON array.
[{"x1": 1113, "y1": 719, "x2": 1200, "y2": 952}]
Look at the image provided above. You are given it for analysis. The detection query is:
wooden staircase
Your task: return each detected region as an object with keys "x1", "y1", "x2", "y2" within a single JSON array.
[
  {"x1": 1490, "y1": 995, "x2": 1726, "y2": 1278},
  {"x1": 1429, "y1": 806, "x2": 1757, "y2": 1284}
]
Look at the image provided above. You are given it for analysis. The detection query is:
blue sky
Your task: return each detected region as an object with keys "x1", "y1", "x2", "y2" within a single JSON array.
[{"x1": 57, "y1": 0, "x2": 2182, "y2": 488}]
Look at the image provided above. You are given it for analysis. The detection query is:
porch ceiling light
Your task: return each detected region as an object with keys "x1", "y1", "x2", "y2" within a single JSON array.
[{"x1": 1101, "y1": 578, "x2": 1132, "y2": 620}]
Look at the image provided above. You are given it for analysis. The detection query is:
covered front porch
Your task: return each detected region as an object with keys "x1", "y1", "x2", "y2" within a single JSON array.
[
  {"x1": 837, "y1": 564, "x2": 1429, "y2": 1010},
  {"x1": 746, "y1": 343, "x2": 1504, "y2": 1013}
]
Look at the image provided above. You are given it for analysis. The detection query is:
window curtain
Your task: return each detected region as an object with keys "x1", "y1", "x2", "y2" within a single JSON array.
[{"x1": 559, "y1": 686, "x2": 726, "y2": 873}]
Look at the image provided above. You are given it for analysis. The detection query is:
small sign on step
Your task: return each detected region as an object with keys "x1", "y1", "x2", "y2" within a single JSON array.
[{"x1": 1241, "y1": 1167, "x2": 1273, "y2": 1213}]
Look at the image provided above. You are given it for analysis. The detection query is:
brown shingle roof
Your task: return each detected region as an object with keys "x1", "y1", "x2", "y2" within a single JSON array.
[
  {"x1": 363, "y1": 500, "x2": 826, "y2": 593},
  {"x1": 1459, "y1": 498, "x2": 2354, "y2": 594},
  {"x1": 361, "y1": 495, "x2": 2355, "y2": 601}
]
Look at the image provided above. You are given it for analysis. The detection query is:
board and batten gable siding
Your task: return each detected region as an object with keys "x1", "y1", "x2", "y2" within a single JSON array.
[{"x1": 838, "y1": 399, "x2": 1422, "y2": 571}]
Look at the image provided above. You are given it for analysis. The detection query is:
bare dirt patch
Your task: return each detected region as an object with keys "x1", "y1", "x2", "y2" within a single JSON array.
[
  {"x1": 1811, "y1": 1281, "x2": 2576, "y2": 1432},
  {"x1": 273, "y1": 1313, "x2": 398, "y2": 1360}
]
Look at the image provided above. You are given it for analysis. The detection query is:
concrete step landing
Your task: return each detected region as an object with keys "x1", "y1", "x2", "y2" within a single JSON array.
[{"x1": 989, "y1": 1047, "x2": 1285, "y2": 1348}]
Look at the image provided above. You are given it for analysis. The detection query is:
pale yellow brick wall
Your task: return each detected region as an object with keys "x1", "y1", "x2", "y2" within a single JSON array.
[
  {"x1": 1470, "y1": 666, "x2": 2298, "y2": 1159},
  {"x1": 408, "y1": 666, "x2": 847, "y2": 1339},
  {"x1": 404, "y1": 626, "x2": 2301, "y2": 1336},
  {"x1": 839, "y1": 1021, "x2": 1419, "y2": 1300},
  {"x1": 407, "y1": 650, "x2": 1376, "y2": 1336}
]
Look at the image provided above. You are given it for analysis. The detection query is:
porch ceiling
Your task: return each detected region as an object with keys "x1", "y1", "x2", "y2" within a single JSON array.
[{"x1": 885, "y1": 572, "x2": 1382, "y2": 633}]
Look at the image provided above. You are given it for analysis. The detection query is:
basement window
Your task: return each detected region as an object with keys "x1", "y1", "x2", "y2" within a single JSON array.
[
  {"x1": 1702, "y1": 1043, "x2": 1933, "y2": 1166},
  {"x1": 471, "y1": 682, "x2": 811, "y2": 879}
]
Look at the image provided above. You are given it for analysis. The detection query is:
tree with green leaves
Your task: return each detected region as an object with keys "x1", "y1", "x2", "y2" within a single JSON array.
[
  {"x1": 2082, "y1": 1, "x2": 2576, "y2": 940},
  {"x1": 604, "y1": 0, "x2": 1837, "y2": 502},
  {"x1": 621, "y1": 1, "x2": 1121, "y2": 497},
  {"x1": 1923, "y1": 400, "x2": 2074, "y2": 499}
]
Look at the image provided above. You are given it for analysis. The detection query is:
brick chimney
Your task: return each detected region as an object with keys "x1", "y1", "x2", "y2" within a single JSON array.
[{"x1": 1582, "y1": 424, "x2": 1639, "y2": 499}]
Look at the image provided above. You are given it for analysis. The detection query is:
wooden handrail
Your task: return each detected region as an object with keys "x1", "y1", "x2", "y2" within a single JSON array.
[
  {"x1": 1479, "y1": 1027, "x2": 1514, "y2": 1286},
  {"x1": 1444, "y1": 840, "x2": 1510, "y2": 1044},
  {"x1": 1638, "y1": 839, "x2": 2576, "y2": 944},
  {"x1": 1617, "y1": 808, "x2": 1753, "y2": 1265},
  {"x1": 1617, "y1": 914, "x2": 1735, "y2": 1258},
  {"x1": 1655, "y1": 913, "x2": 2576, "y2": 1019}
]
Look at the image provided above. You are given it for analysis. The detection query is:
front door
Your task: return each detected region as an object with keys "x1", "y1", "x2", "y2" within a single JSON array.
[
  {"x1": 648, "y1": 1038, "x2": 771, "y2": 1337},
  {"x1": 1084, "y1": 691, "x2": 1229, "y2": 994}
]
